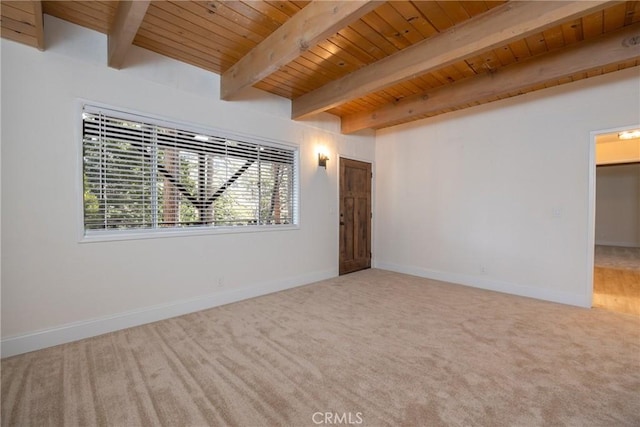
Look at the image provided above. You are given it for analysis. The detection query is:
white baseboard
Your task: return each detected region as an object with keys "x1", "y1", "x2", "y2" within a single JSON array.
[
  {"x1": 1, "y1": 269, "x2": 335, "y2": 358},
  {"x1": 376, "y1": 262, "x2": 590, "y2": 308}
]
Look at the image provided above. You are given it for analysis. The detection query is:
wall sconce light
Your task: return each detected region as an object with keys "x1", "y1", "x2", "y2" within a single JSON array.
[{"x1": 318, "y1": 152, "x2": 329, "y2": 168}]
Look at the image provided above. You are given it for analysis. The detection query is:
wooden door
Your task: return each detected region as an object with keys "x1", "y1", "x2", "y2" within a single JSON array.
[{"x1": 339, "y1": 158, "x2": 372, "y2": 275}]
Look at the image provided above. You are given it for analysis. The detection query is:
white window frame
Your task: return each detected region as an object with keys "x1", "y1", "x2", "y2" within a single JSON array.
[{"x1": 77, "y1": 101, "x2": 300, "y2": 243}]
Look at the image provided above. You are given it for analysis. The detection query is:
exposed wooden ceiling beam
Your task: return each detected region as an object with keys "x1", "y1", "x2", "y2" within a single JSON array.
[
  {"x1": 108, "y1": 0, "x2": 150, "y2": 69},
  {"x1": 292, "y1": 0, "x2": 620, "y2": 120},
  {"x1": 341, "y1": 23, "x2": 640, "y2": 134},
  {"x1": 0, "y1": 1, "x2": 45, "y2": 50},
  {"x1": 220, "y1": 0, "x2": 382, "y2": 100},
  {"x1": 32, "y1": 0, "x2": 44, "y2": 51}
]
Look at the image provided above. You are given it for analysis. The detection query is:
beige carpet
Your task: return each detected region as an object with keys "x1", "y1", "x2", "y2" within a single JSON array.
[
  {"x1": 595, "y1": 245, "x2": 640, "y2": 271},
  {"x1": 2, "y1": 269, "x2": 639, "y2": 426}
]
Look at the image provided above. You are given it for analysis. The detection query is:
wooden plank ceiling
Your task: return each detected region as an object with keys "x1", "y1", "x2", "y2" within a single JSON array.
[{"x1": 2, "y1": 1, "x2": 640, "y2": 133}]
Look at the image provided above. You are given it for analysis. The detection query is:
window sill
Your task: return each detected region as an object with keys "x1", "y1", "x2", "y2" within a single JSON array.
[{"x1": 80, "y1": 224, "x2": 300, "y2": 243}]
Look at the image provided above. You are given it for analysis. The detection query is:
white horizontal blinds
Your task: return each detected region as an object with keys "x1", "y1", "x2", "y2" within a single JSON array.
[
  {"x1": 259, "y1": 145, "x2": 295, "y2": 225},
  {"x1": 82, "y1": 105, "x2": 297, "y2": 232},
  {"x1": 83, "y1": 112, "x2": 156, "y2": 230}
]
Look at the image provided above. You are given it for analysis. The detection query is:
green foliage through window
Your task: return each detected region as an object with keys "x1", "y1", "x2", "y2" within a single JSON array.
[{"x1": 82, "y1": 106, "x2": 297, "y2": 233}]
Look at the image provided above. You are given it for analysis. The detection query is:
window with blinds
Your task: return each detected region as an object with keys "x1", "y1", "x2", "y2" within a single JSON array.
[{"x1": 82, "y1": 105, "x2": 298, "y2": 236}]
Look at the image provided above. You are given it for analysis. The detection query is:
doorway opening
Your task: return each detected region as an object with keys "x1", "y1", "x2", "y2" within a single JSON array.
[{"x1": 591, "y1": 127, "x2": 640, "y2": 316}]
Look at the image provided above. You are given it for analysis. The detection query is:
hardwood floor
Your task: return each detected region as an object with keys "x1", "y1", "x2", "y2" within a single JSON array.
[{"x1": 593, "y1": 245, "x2": 640, "y2": 316}]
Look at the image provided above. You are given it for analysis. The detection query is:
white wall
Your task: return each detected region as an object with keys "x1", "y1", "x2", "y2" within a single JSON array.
[
  {"x1": 0, "y1": 16, "x2": 375, "y2": 356},
  {"x1": 596, "y1": 163, "x2": 640, "y2": 247},
  {"x1": 375, "y1": 66, "x2": 640, "y2": 307}
]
